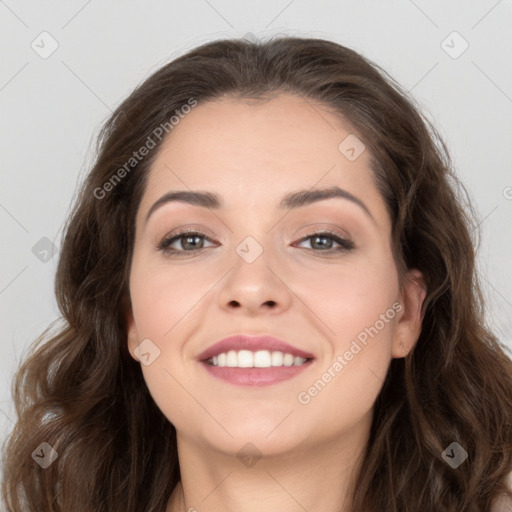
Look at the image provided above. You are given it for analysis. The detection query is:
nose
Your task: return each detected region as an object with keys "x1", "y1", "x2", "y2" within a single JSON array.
[{"x1": 216, "y1": 244, "x2": 293, "y2": 316}]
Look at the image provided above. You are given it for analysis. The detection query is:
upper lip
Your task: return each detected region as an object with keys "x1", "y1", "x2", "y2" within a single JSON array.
[{"x1": 197, "y1": 335, "x2": 315, "y2": 361}]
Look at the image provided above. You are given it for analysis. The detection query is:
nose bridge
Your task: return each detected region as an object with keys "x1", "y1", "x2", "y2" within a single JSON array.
[
  {"x1": 228, "y1": 198, "x2": 276, "y2": 266},
  {"x1": 216, "y1": 227, "x2": 292, "y2": 313},
  {"x1": 231, "y1": 230, "x2": 277, "y2": 289}
]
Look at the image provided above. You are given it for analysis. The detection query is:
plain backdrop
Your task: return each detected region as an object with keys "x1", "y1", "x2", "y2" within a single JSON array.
[{"x1": 1, "y1": 0, "x2": 511, "y2": 461}]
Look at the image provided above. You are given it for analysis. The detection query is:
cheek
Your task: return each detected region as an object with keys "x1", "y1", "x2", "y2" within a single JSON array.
[
  {"x1": 289, "y1": 247, "x2": 400, "y2": 342},
  {"x1": 296, "y1": 340, "x2": 392, "y2": 436},
  {"x1": 291, "y1": 251, "x2": 399, "y2": 415},
  {"x1": 129, "y1": 258, "x2": 217, "y2": 338},
  {"x1": 295, "y1": 276, "x2": 400, "y2": 430},
  {"x1": 128, "y1": 257, "x2": 226, "y2": 429},
  {"x1": 128, "y1": 261, "x2": 209, "y2": 429}
]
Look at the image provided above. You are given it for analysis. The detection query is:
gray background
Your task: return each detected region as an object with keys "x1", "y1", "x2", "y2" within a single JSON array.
[{"x1": 1, "y1": 0, "x2": 511, "y2": 457}]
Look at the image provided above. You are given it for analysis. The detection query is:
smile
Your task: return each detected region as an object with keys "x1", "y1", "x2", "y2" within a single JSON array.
[
  {"x1": 207, "y1": 349, "x2": 311, "y2": 368},
  {"x1": 201, "y1": 353, "x2": 314, "y2": 386}
]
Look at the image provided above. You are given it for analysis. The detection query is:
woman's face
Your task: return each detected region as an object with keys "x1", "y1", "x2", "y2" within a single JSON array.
[{"x1": 126, "y1": 93, "x2": 425, "y2": 457}]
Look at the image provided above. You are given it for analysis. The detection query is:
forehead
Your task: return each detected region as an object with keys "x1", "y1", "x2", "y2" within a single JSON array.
[
  {"x1": 152, "y1": 93, "x2": 359, "y2": 169},
  {"x1": 137, "y1": 94, "x2": 389, "y2": 231}
]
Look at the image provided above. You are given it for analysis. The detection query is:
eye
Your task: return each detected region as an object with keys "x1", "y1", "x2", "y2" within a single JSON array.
[
  {"x1": 294, "y1": 230, "x2": 355, "y2": 253},
  {"x1": 157, "y1": 229, "x2": 355, "y2": 257},
  {"x1": 158, "y1": 230, "x2": 217, "y2": 255}
]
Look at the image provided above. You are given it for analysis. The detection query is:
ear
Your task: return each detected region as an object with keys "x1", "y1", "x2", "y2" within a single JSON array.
[
  {"x1": 391, "y1": 268, "x2": 427, "y2": 358},
  {"x1": 125, "y1": 304, "x2": 140, "y2": 362}
]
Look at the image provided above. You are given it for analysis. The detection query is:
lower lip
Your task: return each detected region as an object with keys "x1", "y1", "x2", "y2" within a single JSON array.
[{"x1": 200, "y1": 360, "x2": 313, "y2": 386}]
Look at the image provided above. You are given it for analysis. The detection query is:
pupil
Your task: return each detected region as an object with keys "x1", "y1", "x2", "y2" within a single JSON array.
[
  {"x1": 183, "y1": 235, "x2": 202, "y2": 250},
  {"x1": 312, "y1": 235, "x2": 331, "y2": 250}
]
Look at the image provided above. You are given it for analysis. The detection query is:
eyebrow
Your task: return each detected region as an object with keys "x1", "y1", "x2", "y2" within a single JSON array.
[{"x1": 144, "y1": 186, "x2": 375, "y2": 225}]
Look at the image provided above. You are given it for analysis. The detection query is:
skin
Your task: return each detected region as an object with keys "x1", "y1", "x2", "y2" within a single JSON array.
[{"x1": 126, "y1": 93, "x2": 427, "y2": 512}]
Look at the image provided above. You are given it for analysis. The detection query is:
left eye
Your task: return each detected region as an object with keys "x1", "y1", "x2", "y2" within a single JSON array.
[{"x1": 295, "y1": 231, "x2": 354, "y2": 252}]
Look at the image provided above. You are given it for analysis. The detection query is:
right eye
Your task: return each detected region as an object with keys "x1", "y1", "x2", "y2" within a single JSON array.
[{"x1": 158, "y1": 230, "x2": 217, "y2": 256}]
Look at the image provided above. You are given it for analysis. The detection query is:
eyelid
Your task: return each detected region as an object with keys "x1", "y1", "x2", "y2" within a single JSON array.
[{"x1": 157, "y1": 224, "x2": 217, "y2": 244}]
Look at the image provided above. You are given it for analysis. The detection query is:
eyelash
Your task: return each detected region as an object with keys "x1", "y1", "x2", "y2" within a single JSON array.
[{"x1": 157, "y1": 228, "x2": 355, "y2": 256}]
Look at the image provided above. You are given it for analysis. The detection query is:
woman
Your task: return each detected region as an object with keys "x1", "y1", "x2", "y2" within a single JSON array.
[{"x1": 2, "y1": 36, "x2": 512, "y2": 512}]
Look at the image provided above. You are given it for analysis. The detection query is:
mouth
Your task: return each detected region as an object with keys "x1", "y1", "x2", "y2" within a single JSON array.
[
  {"x1": 204, "y1": 350, "x2": 314, "y2": 368},
  {"x1": 197, "y1": 334, "x2": 315, "y2": 386},
  {"x1": 197, "y1": 334, "x2": 315, "y2": 361}
]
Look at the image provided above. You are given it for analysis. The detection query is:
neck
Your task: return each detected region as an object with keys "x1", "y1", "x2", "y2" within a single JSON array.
[{"x1": 166, "y1": 417, "x2": 371, "y2": 512}]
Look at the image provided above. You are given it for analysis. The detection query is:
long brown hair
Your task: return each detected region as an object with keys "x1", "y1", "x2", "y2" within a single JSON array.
[{"x1": 2, "y1": 36, "x2": 512, "y2": 512}]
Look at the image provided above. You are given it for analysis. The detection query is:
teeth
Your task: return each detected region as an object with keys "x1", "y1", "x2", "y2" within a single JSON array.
[
  {"x1": 208, "y1": 350, "x2": 309, "y2": 368},
  {"x1": 226, "y1": 350, "x2": 238, "y2": 367},
  {"x1": 283, "y1": 353, "x2": 294, "y2": 366},
  {"x1": 237, "y1": 350, "x2": 253, "y2": 368},
  {"x1": 271, "y1": 351, "x2": 283, "y2": 366},
  {"x1": 254, "y1": 350, "x2": 271, "y2": 367}
]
